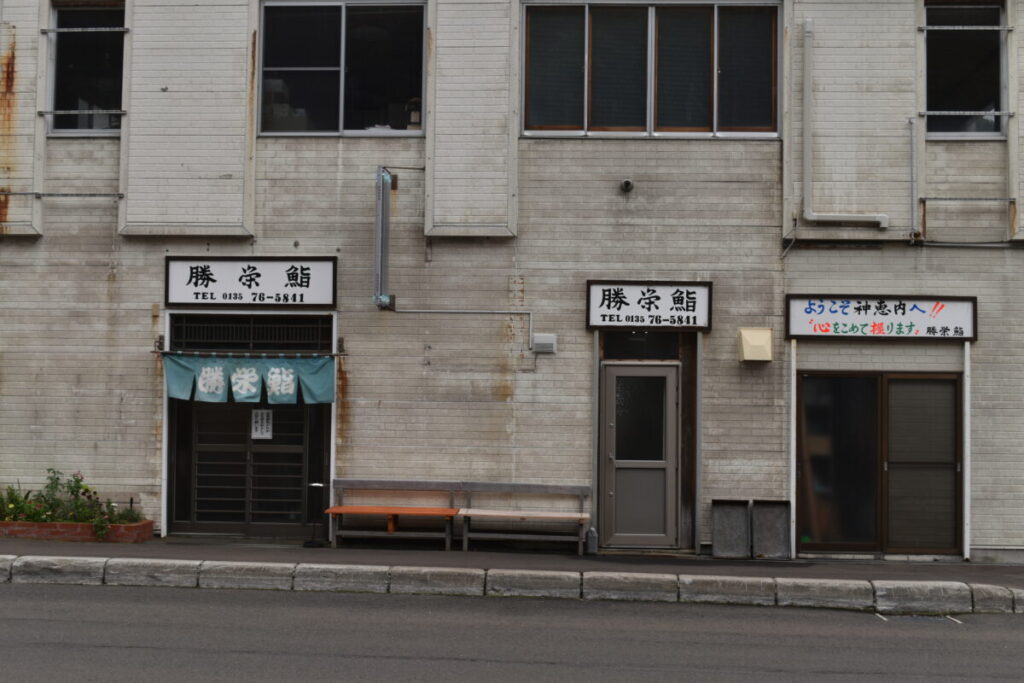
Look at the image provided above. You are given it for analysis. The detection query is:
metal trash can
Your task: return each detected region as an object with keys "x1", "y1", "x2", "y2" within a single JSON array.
[
  {"x1": 711, "y1": 499, "x2": 750, "y2": 559},
  {"x1": 751, "y1": 500, "x2": 791, "y2": 560}
]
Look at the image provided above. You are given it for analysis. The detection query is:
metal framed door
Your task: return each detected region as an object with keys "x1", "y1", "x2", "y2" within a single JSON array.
[{"x1": 600, "y1": 364, "x2": 679, "y2": 547}]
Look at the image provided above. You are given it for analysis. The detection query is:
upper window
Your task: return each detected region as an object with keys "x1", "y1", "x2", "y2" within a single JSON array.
[
  {"x1": 925, "y1": 3, "x2": 1005, "y2": 135},
  {"x1": 524, "y1": 3, "x2": 778, "y2": 134},
  {"x1": 51, "y1": 6, "x2": 125, "y2": 133},
  {"x1": 260, "y1": 3, "x2": 424, "y2": 134}
]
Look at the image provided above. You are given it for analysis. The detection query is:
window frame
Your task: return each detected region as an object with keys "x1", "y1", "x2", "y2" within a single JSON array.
[
  {"x1": 923, "y1": 2, "x2": 1008, "y2": 141},
  {"x1": 521, "y1": 1, "x2": 781, "y2": 139},
  {"x1": 259, "y1": 0, "x2": 427, "y2": 137},
  {"x1": 46, "y1": 4, "x2": 127, "y2": 138}
]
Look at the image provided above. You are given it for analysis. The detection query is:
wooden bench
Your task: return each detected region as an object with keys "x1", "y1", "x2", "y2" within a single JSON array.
[
  {"x1": 460, "y1": 482, "x2": 591, "y2": 556},
  {"x1": 326, "y1": 479, "x2": 461, "y2": 550}
]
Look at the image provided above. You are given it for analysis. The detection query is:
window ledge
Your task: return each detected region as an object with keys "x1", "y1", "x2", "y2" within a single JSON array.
[
  {"x1": 47, "y1": 131, "x2": 121, "y2": 139},
  {"x1": 521, "y1": 131, "x2": 780, "y2": 141},
  {"x1": 925, "y1": 133, "x2": 1006, "y2": 142},
  {"x1": 258, "y1": 131, "x2": 424, "y2": 138}
]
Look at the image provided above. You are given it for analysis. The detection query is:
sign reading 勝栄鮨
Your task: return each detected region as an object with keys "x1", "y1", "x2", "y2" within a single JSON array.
[
  {"x1": 786, "y1": 295, "x2": 977, "y2": 341},
  {"x1": 587, "y1": 281, "x2": 712, "y2": 330},
  {"x1": 166, "y1": 257, "x2": 336, "y2": 307}
]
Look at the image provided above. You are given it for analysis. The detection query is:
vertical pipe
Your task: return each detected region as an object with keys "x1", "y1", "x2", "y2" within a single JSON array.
[
  {"x1": 160, "y1": 313, "x2": 170, "y2": 537},
  {"x1": 789, "y1": 338, "x2": 797, "y2": 559},
  {"x1": 963, "y1": 341, "x2": 971, "y2": 560},
  {"x1": 694, "y1": 331, "x2": 704, "y2": 551},
  {"x1": 802, "y1": 20, "x2": 815, "y2": 217},
  {"x1": 590, "y1": 330, "x2": 601, "y2": 550},
  {"x1": 909, "y1": 117, "x2": 918, "y2": 239}
]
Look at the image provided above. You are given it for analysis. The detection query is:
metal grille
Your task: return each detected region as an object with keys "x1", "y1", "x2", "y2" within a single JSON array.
[
  {"x1": 193, "y1": 404, "x2": 308, "y2": 524},
  {"x1": 170, "y1": 314, "x2": 332, "y2": 353}
]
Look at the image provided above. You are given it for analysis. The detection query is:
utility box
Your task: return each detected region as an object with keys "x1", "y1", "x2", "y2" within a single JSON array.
[
  {"x1": 712, "y1": 499, "x2": 751, "y2": 559},
  {"x1": 752, "y1": 500, "x2": 791, "y2": 560}
]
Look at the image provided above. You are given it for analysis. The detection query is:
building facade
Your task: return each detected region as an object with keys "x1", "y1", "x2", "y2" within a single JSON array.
[{"x1": 0, "y1": 0, "x2": 1021, "y2": 561}]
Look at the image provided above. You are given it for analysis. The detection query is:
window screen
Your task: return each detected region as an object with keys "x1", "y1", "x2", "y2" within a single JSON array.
[
  {"x1": 589, "y1": 7, "x2": 648, "y2": 130},
  {"x1": 717, "y1": 6, "x2": 776, "y2": 130},
  {"x1": 523, "y1": 4, "x2": 777, "y2": 135},
  {"x1": 926, "y1": 6, "x2": 1002, "y2": 133},
  {"x1": 261, "y1": 4, "x2": 425, "y2": 133},
  {"x1": 344, "y1": 6, "x2": 424, "y2": 131},
  {"x1": 261, "y1": 5, "x2": 342, "y2": 132},
  {"x1": 525, "y1": 7, "x2": 585, "y2": 129},
  {"x1": 53, "y1": 8, "x2": 125, "y2": 131},
  {"x1": 656, "y1": 7, "x2": 712, "y2": 130}
]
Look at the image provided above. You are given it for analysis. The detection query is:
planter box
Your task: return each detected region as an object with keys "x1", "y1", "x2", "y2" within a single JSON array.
[{"x1": 0, "y1": 519, "x2": 154, "y2": 543}]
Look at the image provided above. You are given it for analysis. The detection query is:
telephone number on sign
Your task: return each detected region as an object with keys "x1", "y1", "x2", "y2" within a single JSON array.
[
  {"x1": 190, "y1": 291, "x2": 307, "y2": 303},
  {"x1": 597, "y1": 313, "x2": 699, "y2": 326}
]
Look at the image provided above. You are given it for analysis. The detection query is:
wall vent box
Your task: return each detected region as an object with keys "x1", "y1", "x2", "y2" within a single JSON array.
[
  {"x1": 738, "y1": 328, "x2": 772, "y2": 362},
  {"x1": 532, "y1": 333, "x2": 557, "y2": 354}
]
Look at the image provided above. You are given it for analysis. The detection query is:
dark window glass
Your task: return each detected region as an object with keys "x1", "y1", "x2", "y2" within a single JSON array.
[
  {"x1": 926, "y1": 7, "x2": 1002, "y2": 133},
  {"x1": 53, "y1": 9, "x2": 125, "y2": 131},
  {"x1": 615, "y1": 376, "x2": 665, "y2": 460},
  {"x1": 263, "y1": 6, "x2": 341, "y2": 68},
  {"x1": 656, "y1": 7, "x2": 712, "y2": 130},
  {"x1": 262, "y1": 6, "x2": 341, "y2": 132},
  {"x1": 525, "y1": 7, "x2": 584, "y2": 129},
  {"x1": 344, "y1": 6, "x2": 424, "y2": 131},
  {"x1": 590, "y1": 7, "x2": 647, "y2": 129},
  {"x1": 798, "y1": 375, "x2": 878, "y2": 547},
  {"x1": 717, "y1": 6, "x2": 776, "y2": 130}
]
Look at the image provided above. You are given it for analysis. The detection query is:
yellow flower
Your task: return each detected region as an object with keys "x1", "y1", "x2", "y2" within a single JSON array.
[{"x1": 6, "y1": 503, "x2": 12, "y2": 509}]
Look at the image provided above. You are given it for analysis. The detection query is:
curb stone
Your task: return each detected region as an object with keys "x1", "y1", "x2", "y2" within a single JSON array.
[
  {"x1": 389, "y1": 566, "x2": 485, "y2": 596},
  {"x1": 11, "y1": 555, "x2": 107, "y2": 585},
  {"x1": 583, "y1": 571, "x2": 678, "y2": 602},
  {"x1": 198, "y1": 561, "x2": 296, "y2": 590},
  {"x1": 0, "y1": 555, "x2": 14, "y2": 583},
  {"x1": 873, "y1": 580, "x2": 973, "y2": 615},
  {"x1": 969, "y1": 583, "x2": 1015, "y2": 614},
  {"x1": 486, "y1": 569, "x2": 581, "y2": 599},
  {"x1": 105, "y1": 558, "x2": 200, "y2": 588},
  {"x1": 776, "y1": 578, "x2": 874, "y2": 611},
  {"x1": 679, "y1": 575, "x2": 775, "y2": 606},
  {"x1": 1010, "y1": 588, "x2": 1024, "y2": 614},
  {"x1": 293, "y1": 563, "x2": 389, "y2": 593}
]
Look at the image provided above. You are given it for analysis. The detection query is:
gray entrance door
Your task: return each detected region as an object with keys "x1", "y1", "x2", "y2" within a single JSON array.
[{"x1": 600, "y1": 364, "x2": 679, "y2": 547}]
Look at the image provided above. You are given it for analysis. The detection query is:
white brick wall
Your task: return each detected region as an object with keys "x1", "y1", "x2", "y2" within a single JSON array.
[{"x1": 0, "y1": 0, "x2": 1023, "y2": 554}]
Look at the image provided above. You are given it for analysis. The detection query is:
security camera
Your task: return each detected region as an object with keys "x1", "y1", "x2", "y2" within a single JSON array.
[{"x1": 620, "y1": 179, "x2": 634, "y2": 193}]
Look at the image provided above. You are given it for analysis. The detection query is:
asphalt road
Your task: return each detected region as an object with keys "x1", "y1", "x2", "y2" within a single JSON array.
[{"x1": 2, "y1": 584, "x2": 1021, "y2": 682}]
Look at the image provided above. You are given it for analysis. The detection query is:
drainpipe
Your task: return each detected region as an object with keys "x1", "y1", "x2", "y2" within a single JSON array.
[{"x1": 802, "y1": 20, "x2": 889, "y2": 229}]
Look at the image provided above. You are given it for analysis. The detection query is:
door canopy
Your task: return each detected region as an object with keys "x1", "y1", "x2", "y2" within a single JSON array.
[{"x1": 163, "y1": 355, "x2": 335, "y2": 404}]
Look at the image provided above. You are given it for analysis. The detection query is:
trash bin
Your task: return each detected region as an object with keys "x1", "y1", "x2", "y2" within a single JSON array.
[
  {"x1": 711, "y1": 499, "x2": 750, "y2": 559},
  {"x1": 751, "y1": 500, "x2": 790, "y2": 560}
]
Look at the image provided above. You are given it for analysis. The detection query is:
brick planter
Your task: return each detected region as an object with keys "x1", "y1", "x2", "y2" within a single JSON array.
[{"x1": 0, "y1": 519, "x2": 154, "y2": 543}]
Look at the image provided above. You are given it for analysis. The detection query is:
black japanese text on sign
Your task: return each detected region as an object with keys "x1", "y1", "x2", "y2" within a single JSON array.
[
  {"x1": 166, "y1": 257, "x2": 337, "y2": 307},
  {"x1": 587, "y1": 281, "x2": 712, "y2": 330}
]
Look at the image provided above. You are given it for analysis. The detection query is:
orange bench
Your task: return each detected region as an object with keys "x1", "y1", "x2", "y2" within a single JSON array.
[
  {"x1": 326, "y1": 479, "x2": 462, "y2": 550},
  {"x1": 324, "y1": 504, "x2": 459, "y2": 550}
]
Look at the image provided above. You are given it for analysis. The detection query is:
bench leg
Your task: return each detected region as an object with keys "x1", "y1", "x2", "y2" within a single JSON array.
[
  {"x1": 577, "y1": 523, "x2": 585, "y2": 557},
  {"x1": 386, "y1": 514, "x2": 397, "y2": 534},
  {"x1": 330, "y1": 514, "x2": 337, "y2": 549},
  {"x1": 462, "y1": 516, "x2": 470, "y2": 552},
  {"x1": 445, "y1": 517, "x2": 452, "y2": 551}
]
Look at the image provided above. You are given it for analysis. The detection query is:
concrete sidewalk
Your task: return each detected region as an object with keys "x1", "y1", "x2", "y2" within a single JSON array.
[{"x1": 2, "y1": 537, "x2": 1022, "y2": 615}]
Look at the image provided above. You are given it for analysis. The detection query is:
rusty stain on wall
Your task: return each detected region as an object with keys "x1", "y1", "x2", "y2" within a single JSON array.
[
  {"x1": 336, "y1": 356, "x2": 352, "y2": 458},
  {"x1": 0, "y1": 26, "x2": 15, "y2": 227}
]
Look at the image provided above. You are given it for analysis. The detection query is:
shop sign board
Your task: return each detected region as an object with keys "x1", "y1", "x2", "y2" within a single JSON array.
[
  {"x1": 251, "y1": 409, "x2": 273, "y2": 440},
  {"x1": 587, "y1": 281, "x2": 712, "y2": 331},
  {"x1": 166, "y1": 257, "x2": 336, "y2": 307},
  {"x1": 786, "y1": 295, "x2": 977, "y2": 341}
]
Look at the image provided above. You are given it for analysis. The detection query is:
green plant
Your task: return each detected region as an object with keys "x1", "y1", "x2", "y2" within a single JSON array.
[{"x1": 1, "y1": 470, "x2": 146, "y2": 539}]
